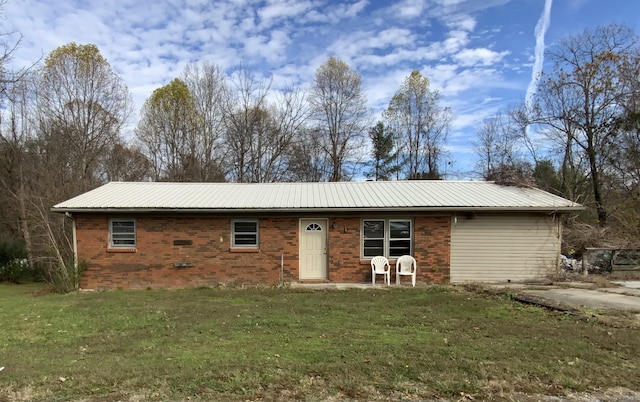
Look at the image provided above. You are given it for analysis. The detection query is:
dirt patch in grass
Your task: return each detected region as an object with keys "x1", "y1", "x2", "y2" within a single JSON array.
[
  {"x1": 27, "y1": 287, "x2": 55, "y2": 297},
  {"x1": 609, "y1": 271, "x2": 640, "y2": 281},
  {"x1": 549, "y1": 272, "x2": 620, "y2": 289},
  {"x1": 1, "y1": 284, "x2": 640, "y2": 401}
]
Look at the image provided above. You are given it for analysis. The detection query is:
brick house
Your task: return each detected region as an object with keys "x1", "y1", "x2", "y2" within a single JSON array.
[{"x1": 52, "y1": 181, "x2": 582, "y2": 289}]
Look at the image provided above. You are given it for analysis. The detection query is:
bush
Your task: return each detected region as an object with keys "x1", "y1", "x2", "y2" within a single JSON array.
[
  {"x1": 0, "y1": 236, "x2": 26, "y2": 265},
  {"x1": 0, "y1": 258, "x2": 31, "y2": 283},
  {"x1": 43, "y1": 260, "x2": 87, "y2": 293},
  {"x1": 0, "y1": 237, "x2": 32, "y2": 283}
]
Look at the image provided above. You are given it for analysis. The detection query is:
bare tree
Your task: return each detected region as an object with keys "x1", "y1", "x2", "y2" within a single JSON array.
[
  {"x1": 182, "y1": 62, "x2": 227, "y2": 181},
  {"x1": 0, "y1": 0, "x2": 31, "y2": 100},
  {"x1": 527, "y1": 75, "x2": 591, "y2": 203},
  {"x1": 310, "y1": 57, "x2": 368, "y2": 182},
  {"x1": 383, "y1": 70, "x2": 451, "y2": 180},
  {"x1": 531, "y1": 24, "x2": 639, "y2": 224},
  {"x1": 604, "y1": 49, "x2": 640, "y2": 236},
  {"x1": 37, "y1": 43, "x2": 132, "y2": 191},
  {"x1": 1, "y1": 72, "x2": 93, "y2": 290},
  {"x1": 285, "y1": 128, "x2": 329, "y2": 182},
  {"x1": 221, "y1": 67, "x2": 271, "y2": 183},
  {"x1": 0, "y1": 75, "x2": 37, "y2": 267},
  {"x1": 474, "y1": 112, "x2": 518, "y2": 180},
  {"x1": 222, "y1": 68, "x2": 309, "y2": 183},
  {"x1": 265, "y1": 85, "x2": 311, "y2": 181},
  {"x1": 101, "y1": 141, "x2": 152, "y2": 182},
  {"x1": 136, "y1": 78, "x2": 202, "y2": 181}
]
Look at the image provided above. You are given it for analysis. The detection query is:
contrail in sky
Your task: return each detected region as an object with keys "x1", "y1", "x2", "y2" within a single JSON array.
[{"x1": 525, "y1": 0, "x2": 553, "y2": 109}]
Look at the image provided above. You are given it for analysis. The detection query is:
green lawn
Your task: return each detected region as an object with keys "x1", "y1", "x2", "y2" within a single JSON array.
[{"x1": 0, "y1": 283, "x2": 639, "y2": 401}]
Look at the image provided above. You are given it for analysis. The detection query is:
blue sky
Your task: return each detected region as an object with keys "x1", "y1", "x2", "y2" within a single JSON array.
[{"x1": 4, "y1": 0, "x2": 640, "y2": 178}]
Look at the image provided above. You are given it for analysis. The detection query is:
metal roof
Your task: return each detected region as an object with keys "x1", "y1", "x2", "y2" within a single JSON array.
[{"x1": 51, "y1": 181, "x2": 583, "y2": 213}]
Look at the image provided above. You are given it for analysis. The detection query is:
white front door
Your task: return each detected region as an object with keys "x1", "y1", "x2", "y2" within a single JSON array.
[{"x1": 299, "y1": 219, "x2": 328, "y2": 280}]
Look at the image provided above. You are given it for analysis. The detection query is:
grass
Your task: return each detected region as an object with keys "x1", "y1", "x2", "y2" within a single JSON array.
[{"x1": 0, "y1": 283, "x2": 639, "y2": 401}]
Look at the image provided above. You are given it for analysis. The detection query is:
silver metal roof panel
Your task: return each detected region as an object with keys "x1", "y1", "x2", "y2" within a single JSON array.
[{"x1": 51, "y1": 181, "x2": 584, "y2": 213}]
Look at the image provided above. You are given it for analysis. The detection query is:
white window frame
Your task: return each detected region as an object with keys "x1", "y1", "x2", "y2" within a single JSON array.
[
  {"x1": 361, "y1": 218, "x2": 412, "y2": 259},
  {"x1": 109, "y1": 219, "x2": 136, "y2": 248},
  {"x1": 362, "y1": 219, "x2": 385, "y2": 258},
  {"x1": 232, "y1": 220, "x2": 259, "y2": 248},
  {"x1": 388, "y1": 219, "x2": 412, "y2": 258}
]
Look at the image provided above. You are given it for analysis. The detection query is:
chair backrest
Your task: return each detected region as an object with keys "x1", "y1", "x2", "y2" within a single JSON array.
[
  {"x1": 396, "y1": 255, "x2": 416, "y2": 273},
  {"x1": 370, "y1": 256, "x2": 390, "y2": 273}
]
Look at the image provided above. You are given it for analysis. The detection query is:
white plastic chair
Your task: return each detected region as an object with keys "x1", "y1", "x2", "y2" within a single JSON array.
[
  {"x1": 395, "y1": 255, "x2": 417, "y2": 286},
  {"x1": 371, "y1": 256, "x2": 390, "y2": 286}
]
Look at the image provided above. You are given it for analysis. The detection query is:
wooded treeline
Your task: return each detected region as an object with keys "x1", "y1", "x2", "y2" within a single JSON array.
[
  {"x1": 2, "y1": 15, "x2": 640, "y2": 287},
  {"x1": 474, "y1": 24, "x2": 640, "y2": 252}
]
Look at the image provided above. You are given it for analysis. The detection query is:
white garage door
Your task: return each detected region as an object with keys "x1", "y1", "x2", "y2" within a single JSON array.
[{"x1": 450, "y1": 214, "x2": 560, "y2": 283}]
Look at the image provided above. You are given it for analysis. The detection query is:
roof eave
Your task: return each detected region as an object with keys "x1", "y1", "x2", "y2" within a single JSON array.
[{"x1": 51, "y1": 206, "x2": 585, "y2": 214}]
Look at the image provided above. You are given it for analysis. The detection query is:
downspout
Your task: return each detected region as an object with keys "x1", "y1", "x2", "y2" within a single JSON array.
[
  {"x1": 68, "y1": 213, "x2": 78, "y2": 289},
  {"x1": 280, "y1": 253, "x2": 284, "y2": 287},
  {"x1": 555, "y1": 214, "x2": 561, "y2": 278}
]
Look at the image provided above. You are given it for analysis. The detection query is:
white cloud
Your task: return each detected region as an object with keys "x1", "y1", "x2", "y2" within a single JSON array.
[
  {"x1": 429, "y1": 0, "x2": 512, "y2": 17},
  {"x1": 354, "y1": 48, "x2": 423, "y2": 67},
  {"x1": 341, "y1": 0, "x2": 369, "y2": 17},
  {"x1": 436, "y1": 0, "x2": 467, "y2": 6},
  {"x1": 301, "y1": 0, "x2": 368, "y2": 24},
  {"x1": 363, "y1": 68, "x2": 415, "y2": 112},
  {"x1": 453, "y1": 48, "x2": 510, "y2": 67},
  {"x1": 525, "y1": 0, "x2": 552, "y2": 109},
  {"x1": 258, "y1": 0, "x2": 315, "y2": 28},
  {"x1": 441, "y1": 30, "x2": 471, "y2": 53},
  {"x1": 444, "y1": 15, "x2": 477, "y2": 31},
  {"x1": 390, "y1": 0, "x2": 426, "y2": 18},
  {"x1": 327, "y1": 28, "x2": 416, "y2": 65}
]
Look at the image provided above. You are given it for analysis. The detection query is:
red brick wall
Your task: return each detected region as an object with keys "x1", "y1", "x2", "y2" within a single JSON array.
[
  {"x1": 326, "y1": 216, "x2": 450, "y2": 285},
  {"x1": 74, "y1": 214, "x2": 450, "y2": 289},
  {"x1": 413, "y1": 216, "x2": 451, "y2": 283}
]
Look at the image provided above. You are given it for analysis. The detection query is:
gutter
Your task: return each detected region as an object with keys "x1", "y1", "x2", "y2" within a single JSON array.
[{"x1": 51, "y1": 205, "x2": 585, "y2": 214}]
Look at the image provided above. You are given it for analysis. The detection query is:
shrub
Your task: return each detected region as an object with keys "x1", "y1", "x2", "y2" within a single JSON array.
[
  {"x1": 0, "y1": 237, "x2": 32, "y2": 283},
  {"x1": 42, "y1": 260, "x2": 88, "y2": 293},
  {"x1": 0, "y1": 258, "x2": 32, "y2": 283}
]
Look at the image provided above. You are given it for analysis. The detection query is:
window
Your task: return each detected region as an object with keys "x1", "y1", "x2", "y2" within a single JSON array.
[
  {"x1": 110, "y1": 219, "x2": 136, "y2": 248},
  {"x1": 363, "y1": 220, "x2": 385, "y2": 257},
  {"x1": 232, "y1": 220, "x2": 259, "y2": 248},
  {"x1": 389, "y1": 220, "x2": 411, "y2": 257},
  {"x1": 305, "y1": 223, "x2": 323, "y2": 232},
  {"x1": 362, "y1": 219, "x2": 412, "y2": 258}
]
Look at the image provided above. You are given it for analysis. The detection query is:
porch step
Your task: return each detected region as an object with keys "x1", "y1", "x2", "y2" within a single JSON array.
[{"x1": 291, "y1": 282, "x2": 386, "y2": 290}]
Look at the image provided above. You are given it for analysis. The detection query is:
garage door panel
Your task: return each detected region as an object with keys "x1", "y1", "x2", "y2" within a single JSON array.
[{"x1": 450, "y1": 215, "x2": 559, "y2": 283}]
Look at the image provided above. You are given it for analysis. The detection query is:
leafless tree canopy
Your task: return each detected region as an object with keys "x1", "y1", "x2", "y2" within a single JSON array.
[
  {"x1": 309, "y1": 57, "x2": 369, "y2": 182},
  {"x1": 38, "y1": 43, "x2": 132, "y2": 190},
  {"x1": 532, "y1": 24, "x2": 639, "y2": 224},
  {"x1": 384, "y1": 70, "x2": 451, "y2": 180},
  {"x1": 476, "y1": 23, "x2": 640, "y2": 248}
]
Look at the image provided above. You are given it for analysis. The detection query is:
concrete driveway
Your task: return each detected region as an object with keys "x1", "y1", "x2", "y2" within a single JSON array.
[{"x1": 522, "y1": 282, "x2": 640, "y2": 312}]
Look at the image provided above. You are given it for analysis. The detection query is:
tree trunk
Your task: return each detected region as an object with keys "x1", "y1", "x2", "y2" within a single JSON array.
[
  {"x1": 16, "y1": 150, "x2": 35, "y2": 268},
  {"x1": 587, "y1": 135, "x2": 607, "y2": 224}
]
